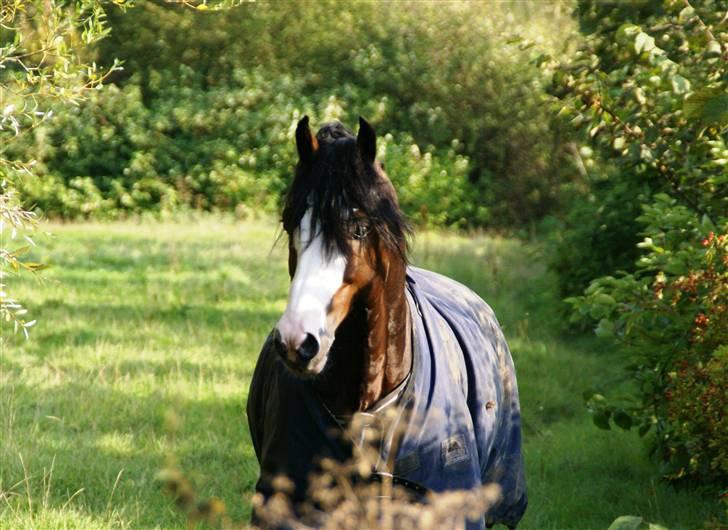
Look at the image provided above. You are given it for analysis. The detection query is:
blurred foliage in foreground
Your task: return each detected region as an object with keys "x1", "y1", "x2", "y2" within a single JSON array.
[
  {"x1": 5, "y1": 0, "x2": 577, "y2": 228},
  {"x1": 553, "y1": 0, "x2": 727, "y2": 490}
]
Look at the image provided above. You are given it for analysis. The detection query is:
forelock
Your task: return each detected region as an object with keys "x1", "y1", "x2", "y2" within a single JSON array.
[{"x1": 282, "y1": 121, "x2": 410, "y2": 261}]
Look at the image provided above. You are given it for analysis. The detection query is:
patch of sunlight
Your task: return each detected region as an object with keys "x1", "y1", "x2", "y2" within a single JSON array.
[{"x1": 94, "y1": 432, "x2": 136, "y2": 456}]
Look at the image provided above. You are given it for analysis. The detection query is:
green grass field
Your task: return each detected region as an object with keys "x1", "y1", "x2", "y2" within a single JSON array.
[{"x1": 0, "y1": 219, "x2": 722, "y2": 529}]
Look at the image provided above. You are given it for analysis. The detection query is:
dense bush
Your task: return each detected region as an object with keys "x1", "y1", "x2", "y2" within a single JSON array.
[
  {"x1": 551, "y1": 174, "x2": 647, "y2": 300},
  {"x1": 11, "y1": 0, "x2": 576, "y2": 227},
  {"x1": 576, "y1": 197, "x2": 727, "y2": 487},
  {"x1": 555, "y1": 0, "x2": 727, "y2": 488},
  {"x1": 13, "y1": 72, "x2": 480, "y2": 226}
]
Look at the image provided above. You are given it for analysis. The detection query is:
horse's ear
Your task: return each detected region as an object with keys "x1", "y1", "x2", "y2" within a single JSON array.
[
  {"x1": 296, "y1": 115, "x2": 318, "y2": 164},
  {"x1": 357, "y1": 116, "x2": 376, "y2": 163}
]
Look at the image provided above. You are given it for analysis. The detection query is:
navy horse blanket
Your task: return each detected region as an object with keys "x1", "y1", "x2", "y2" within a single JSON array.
[{"x1": 247, "y1": 267, "x2": 527, "y2": 528}]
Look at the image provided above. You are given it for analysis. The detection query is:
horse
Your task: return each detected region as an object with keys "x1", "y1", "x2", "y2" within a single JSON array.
[{"x1": 246, "y1": 117, "x2": 527, "y2": 529}]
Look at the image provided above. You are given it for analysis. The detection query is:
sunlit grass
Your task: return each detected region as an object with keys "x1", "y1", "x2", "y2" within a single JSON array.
[{"x1": 0, "y1": 218, "x2": 721, "y2": 529}]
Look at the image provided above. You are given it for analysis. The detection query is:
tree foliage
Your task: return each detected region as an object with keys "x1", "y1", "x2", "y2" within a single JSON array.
[
  {"x1": 551, "y1": 0, "x2": 727, "y2": 299},
  {"x1": 0, "y1": 0, "x2": 129, "y2": 335}
]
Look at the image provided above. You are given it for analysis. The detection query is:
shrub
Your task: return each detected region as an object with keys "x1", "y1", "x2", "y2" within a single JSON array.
[
  {"x1": 553, "y1": 0, "x2": 728, "y2": 488},
  {"x1": 552, "y1": 173, "x2": 647, "y2": 300},
  {"x1": 550, "y1": 0, "x2": 727, "y2": 297},
  {"x1": 573, "y1": 196, "x2": 727, "y2": 488},
  {"x1": 14, "y1": 67, "x2": 488, "y2": 226}
]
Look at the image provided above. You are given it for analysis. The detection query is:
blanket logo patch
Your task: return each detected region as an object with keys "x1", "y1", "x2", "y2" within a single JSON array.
[{"x1": 441, "y1": 434, "x2": 469, "y2": 468}]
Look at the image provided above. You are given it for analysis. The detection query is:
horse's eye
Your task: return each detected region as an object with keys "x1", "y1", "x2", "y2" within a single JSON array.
[{"x1": 352, "y1": 221, "x2": 370, "y2": 240}]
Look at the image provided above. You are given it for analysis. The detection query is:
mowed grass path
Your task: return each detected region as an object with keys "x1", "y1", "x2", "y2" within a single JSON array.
[{"x1": 0, "y1": 219, "x2": 720, "y2": 529}]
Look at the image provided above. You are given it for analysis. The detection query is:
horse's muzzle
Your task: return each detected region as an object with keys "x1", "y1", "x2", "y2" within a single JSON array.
[{"x1": 272, "y1": 328, "x2": 322, "y2": 374}]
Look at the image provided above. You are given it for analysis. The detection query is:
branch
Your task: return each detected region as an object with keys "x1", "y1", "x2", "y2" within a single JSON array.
[
  {"x1": 590, "y1": 93, "x2": 717, "y2": 226},
  {"x1": 593, "y1": 98, "x2": 642, "y2": 139},
  {"x1": 684, "y1": 0, "x2": 718, "y2": 43}
]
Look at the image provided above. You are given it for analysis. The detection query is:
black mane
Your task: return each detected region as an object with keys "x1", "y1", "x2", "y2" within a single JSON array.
[{"x1": 282, "y1": 121, "x2": 410, "y2": 261}]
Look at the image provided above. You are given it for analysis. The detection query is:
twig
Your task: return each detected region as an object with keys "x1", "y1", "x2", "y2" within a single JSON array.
[
  {"x1": 588, "y1": 92, "x2": 717, "y2": 225},
  {"x1": 684, "y1": 0, "x2": 719, "y2": 43},
  {"x1": 595, "y1": 99, "x2": 641, "y2": 138}
]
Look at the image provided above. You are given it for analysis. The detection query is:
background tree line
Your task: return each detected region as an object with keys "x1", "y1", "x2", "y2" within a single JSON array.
[{"x1": 6, "y1": 0, "x2": 576, "y2": 227}]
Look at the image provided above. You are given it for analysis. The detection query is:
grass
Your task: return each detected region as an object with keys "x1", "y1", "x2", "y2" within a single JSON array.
[{"x1": 0, "y1": 218, "x2": 722, "y2": 529}]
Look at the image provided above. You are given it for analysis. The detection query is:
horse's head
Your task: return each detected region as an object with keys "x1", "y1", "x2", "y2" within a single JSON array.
[{"x1": 275, "y1": 116, "x2": 409, "y2": 377}]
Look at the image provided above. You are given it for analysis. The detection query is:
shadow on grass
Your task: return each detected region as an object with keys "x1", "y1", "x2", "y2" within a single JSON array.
[
  {"x1": 43, "y1": 267, "x2": 289, "y2": 304},
  {"x1": 11, "y1": 300, "x2": 280, "y2": 354}
]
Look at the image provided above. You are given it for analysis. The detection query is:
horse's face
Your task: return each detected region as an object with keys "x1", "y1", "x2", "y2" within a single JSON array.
[
  {"x1": 277, "y1": 206, "x2": 377, "y2": 375},
  {"x1": 275, "y1": 117, "x2": 407, "y2": 376}
]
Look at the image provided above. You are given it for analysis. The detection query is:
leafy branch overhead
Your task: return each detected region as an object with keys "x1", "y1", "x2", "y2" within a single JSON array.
[{"x1": 0, "y1": 0, "x2": 132, "y2": 338}]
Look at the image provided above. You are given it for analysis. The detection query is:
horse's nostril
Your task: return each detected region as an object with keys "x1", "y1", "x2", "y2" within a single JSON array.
[
  {"x1": 296, "y1": 333, "x2": 319, "y2": 361},
  {"x1": 272, "y1": 329, "x2": 286, "y2": 357}
]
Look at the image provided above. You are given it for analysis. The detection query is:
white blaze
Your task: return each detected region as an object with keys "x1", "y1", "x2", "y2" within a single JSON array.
[{"x1": 276, "y1": 209, "x2": 347, "y2": 360}]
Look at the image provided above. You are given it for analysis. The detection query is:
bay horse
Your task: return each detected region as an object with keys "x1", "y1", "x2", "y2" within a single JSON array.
[{"x1": 247, "y1": 117, "x2": 527, "y2": 529}]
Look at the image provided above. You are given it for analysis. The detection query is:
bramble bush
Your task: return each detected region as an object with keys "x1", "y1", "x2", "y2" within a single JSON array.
[{"x1": 554, "y1": 0, "x2": 728, "y2": 489}]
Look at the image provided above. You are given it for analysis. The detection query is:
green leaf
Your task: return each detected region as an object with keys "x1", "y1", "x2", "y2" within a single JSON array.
[
  {"x1": 701, "y1": 214, "x2": 716, "y2": 232},
  {"x1": 684, "y1": 86, "x2": 728, "y2": 125},
  {"x1": 608, "y1": 516, "x2": 643, "y2": 530},
  {"x1": 640, "y1": 145, "x2": 654, "y2": 162},
  {"x1": 635, "y1": 32, "x2": 655, "y2": 54},
  {"x1": 616, "y1": 24, "x2": 641, "y2": 46},
  {"x1": 595, "y1": 318, "x2": 615, "y2": 338},
  {"x1": 705, "y1": 40, "x2": 722, "y2": 58},
  {"x1": 594, "y1": 293, "x2": 616, "y2": 306},
  {"x1": 678, "y1": 5, "x2": 695, "y2": 23},
  {"x1": 671, "y1": 75, "x2": 691, "y2": 95},
  {"x1": 613, "y1": 409, "x2": 633, "y2": 430},
  {"x1": 11, "y1": 245, "x2": 31, "y2": 257}
]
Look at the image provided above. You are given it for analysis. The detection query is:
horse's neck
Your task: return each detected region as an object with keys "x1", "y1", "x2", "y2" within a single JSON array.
[
  {"x1": 314, "y1": 274, "x2": 411, "y2": 415},
  {"x1": 358, "y1": 277, "x2": 411, "y2": 410}
]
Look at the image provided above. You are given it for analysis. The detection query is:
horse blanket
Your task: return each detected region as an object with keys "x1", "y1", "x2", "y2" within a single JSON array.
[{"x1": 247, "y1": 267, "x2": 527, "y2": 529}]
